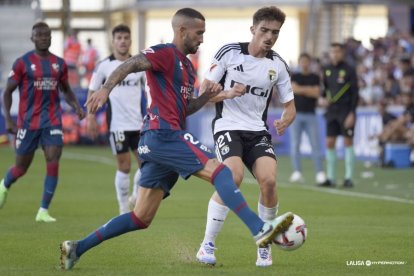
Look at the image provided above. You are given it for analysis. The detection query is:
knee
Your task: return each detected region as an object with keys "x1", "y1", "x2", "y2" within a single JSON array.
[
  {"x1": 233, "y1": 173, "x2": 243, "y2": 186},
  {"x1": 258, "y1": 178, "x2": 276, "y2": 197},
  {"x1": 117, "y1": 161, "x2": 131, "y2": 174},
  {"x1": 132, "y1": 211, "x2": 151, "y2": 229}
]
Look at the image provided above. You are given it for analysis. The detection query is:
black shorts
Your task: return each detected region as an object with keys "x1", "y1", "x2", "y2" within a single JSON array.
[
  {"x1": 325, "y1": 112, "x2": 355, "y2": 138},
  {"x1": 213, "y1": 130, "x2": 276, "y2": 171},
  {"x1": 109, "y1": 130, "x2": 141, "y2": 155}
]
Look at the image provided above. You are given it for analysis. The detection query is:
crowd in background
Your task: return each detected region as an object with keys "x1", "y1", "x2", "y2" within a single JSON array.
[{"x1": 1, "y1": 23, "x2": 413, "y2": 158}]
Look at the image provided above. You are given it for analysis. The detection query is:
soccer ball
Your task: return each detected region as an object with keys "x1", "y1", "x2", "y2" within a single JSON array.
[{"x1": 273, "y1": 213, "x2": 307, "y2": 251}]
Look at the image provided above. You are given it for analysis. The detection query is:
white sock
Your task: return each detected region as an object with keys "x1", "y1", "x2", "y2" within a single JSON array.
[
  {"x1": 115, "y1": 170, "x2": 130, "y2": 210},
  {"x1": 202, "y1": 199, "x2": 230, "y2": 245},
  {"x1": 132, "y1": 169, "x2": 142, "y2": 198},
  {"x1": 258, "y1": 202, "x2": 278, "y2": 222}
]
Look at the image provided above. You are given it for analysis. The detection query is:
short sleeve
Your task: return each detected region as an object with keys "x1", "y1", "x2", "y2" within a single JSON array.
[
  {"x1": 88, "y1": 61, "x2": 106, "y2": 91},
  {"x1": 8, "y1": 58, "x2": 24, "y2": 84},
  {"x1": 204, "y1": 46, "x2": 228, "y2": 82},
  {"x1": 275, "y1": 63, "x2": 294, "y2": 104},
  {"x1": 141, "y1": 46, "x2": 172, "y2": 72}
]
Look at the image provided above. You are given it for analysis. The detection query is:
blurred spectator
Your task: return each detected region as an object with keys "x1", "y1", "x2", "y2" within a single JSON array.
[
  {"x1": 81, "y1": 38, "x2": 99, "y2": 86},
  {"x1": 379, "y1": 93, "x2": 414, "y2": 145},
  {"x1": 288, "y1": 53, "x2": 326, "y2": 185},
  {"x1": 64, "y1": 30, "x2": 82, "y2": 87}
]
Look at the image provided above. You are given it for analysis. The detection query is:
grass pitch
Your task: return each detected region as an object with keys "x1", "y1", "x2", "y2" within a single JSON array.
[{"x1": 0, "y1": 145, "x2": 413, "y2": 275}]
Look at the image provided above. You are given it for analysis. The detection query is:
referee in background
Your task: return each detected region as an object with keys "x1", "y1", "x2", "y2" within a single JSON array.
[{"x1": 320, "y1": 42, "x2": 359, "y2": 188}]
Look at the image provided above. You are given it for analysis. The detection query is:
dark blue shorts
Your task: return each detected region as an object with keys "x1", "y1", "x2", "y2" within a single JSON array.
[
  {"x1": 15, "y1": 126, "x2": 63, "y2": 155},
  {"x1": 138, "y1": 129, "x2": 215, "y2": 197}
]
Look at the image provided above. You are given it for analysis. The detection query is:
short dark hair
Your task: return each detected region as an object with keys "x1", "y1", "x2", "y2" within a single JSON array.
[
  {"x1": 299, "y1": 52, "x2": 311, "y2": 60},
  {"x1": 330, "y1": 42, "x2": 345, "y2": 49},
  {"x1": 174, "y1": 8, "x2": 205, "y2": 21},
  {"x1": 32, "y1": 21, "x2": 49, "y2": 31},
  {"x1": 253, "y1": 6, "x2": 286, "y2": 26},
  {"x1": 112, "y1": 24, "x2": 131, "y2": 37}
]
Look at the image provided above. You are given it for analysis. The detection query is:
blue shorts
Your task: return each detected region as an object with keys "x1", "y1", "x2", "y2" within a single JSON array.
[
  {"x1": 138, "y1": 129, "x2": 215, "y2": 198},
  {"x1": 15, "y1": 126, "x2": 64, "y2": 155}
]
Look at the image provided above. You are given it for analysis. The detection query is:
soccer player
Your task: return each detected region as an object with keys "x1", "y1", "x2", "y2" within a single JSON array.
[
  {"x1": 0, "y1": 22, "x2": 85, "y2": 222},
  {"x1": 86, "y1": 24, "x2": 146, "y2": 214},
  {"x1": 196, "y1": 6, "x2": 296, "y2": 267},
  {"x1": 289, "y1": 53, "x2": 326, "y2": 184},
  {"x1": 60, "y1": 8, "x2": 294, "y2": 270},
  {"x1": 319, "y1": 43, "x2": 359, "y2": 188}
]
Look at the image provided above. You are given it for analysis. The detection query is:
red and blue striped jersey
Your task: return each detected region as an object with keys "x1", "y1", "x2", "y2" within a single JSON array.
[
  {"x1": 141, "y1": 43, "x2": 196, "y2": 131},
  {"x1": 8, "y1": 50, "x2": 68, "y2": 130}
]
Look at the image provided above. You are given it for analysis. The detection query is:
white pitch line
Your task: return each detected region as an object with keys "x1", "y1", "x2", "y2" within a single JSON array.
[
  {"x1": 63, "y1": 151, "x2": 414, "y2": 205},
  {"x1": 243, "y1": 177, "x2": 414, "y2": 205},
  {"x1": 63, "y1": 151, "x2": 115, "y2": 166}
]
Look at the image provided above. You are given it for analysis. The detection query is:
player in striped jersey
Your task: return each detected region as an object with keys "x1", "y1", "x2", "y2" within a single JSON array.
[
  {"x1": 60, "y1": 8, "x2": 294, "y2": 270},
  {"x1": 196, "y1": 6, "x2": 296, "y2": 267},
  {"x1": 0, "y1": 22, "x2": 85, "y2": 222},
  {"x1": 86, "y1": 24, "x2": 146, "y2": 215}
]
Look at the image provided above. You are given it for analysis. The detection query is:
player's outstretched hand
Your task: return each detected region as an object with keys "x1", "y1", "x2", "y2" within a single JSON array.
[
  {"x1": 76, "y1": 108, "x2": 86, "y2": 121},
  {"x1": 85, "y1": 89, "x2": 110, "y2": 114},
  {"x1": 274, "y1": 119, "x2": 288, "y2": 136},
  {"x1": 200, "y1": 79, "x2": 223, "y2": 99},
  {"x1": 226, "y1": 82, "x2": 246, "y2": 99}
]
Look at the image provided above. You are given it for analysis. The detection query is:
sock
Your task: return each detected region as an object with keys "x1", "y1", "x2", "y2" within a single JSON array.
[
  {"x1": 3, "y1": 166, "x2": 26, "y2": 188},
  {"x1": 76, "y1": 212, "x2": 148, "y2": 257},
  {"x1": 258, "y1": 202, "x2": 278, "y2": 222},
  {"x1": 115, "y1": 170, "x2": 130, "y2": 210},
  {"x1": 202, "y1": 198, "x2": 229, "y2": 244},
  {"x1": 345, "y1": 146, "x2": 355, "y2": 180},
  {"x1": 41, "y1": 162, "x2": 59, "y2": 209},
  {"x1": 326, "y1": 149, "x2": 336, "y2": 181},
  {"x1": 211, "y1": 164, "x2": 264, "y2": 236},
  {"x1": 132, "y1": 169, "x2": 141, "y2": 198}
]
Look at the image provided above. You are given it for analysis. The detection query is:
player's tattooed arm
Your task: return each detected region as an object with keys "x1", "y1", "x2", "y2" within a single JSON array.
[
  {"x1": 201, "y1": 81, "x2": 246, "y2": 103},
  {"x1": 101, "y1": 53, "x2": 152, "y2": 94},
  {"x1": 187, "y1": 79, "x2": 223, "y2": 115},
  {"x1": 187, "y1": 93, "x2": 212, "y2": 116}
]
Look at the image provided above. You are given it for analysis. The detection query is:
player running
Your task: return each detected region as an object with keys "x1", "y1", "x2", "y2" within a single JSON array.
[
  {"x1": 0, "y1": 22, "x2": 85, "y2": 222},
  {"x1": 196, "y1": 6, "x2": 296, "y2": 267},
  {"x1": 60, "y1": 8, "x2": 293, "y2": 270}
]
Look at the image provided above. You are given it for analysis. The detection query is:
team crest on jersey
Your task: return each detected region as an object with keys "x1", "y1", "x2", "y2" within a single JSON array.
[
  {"x1": 31, "y1": 64, "x2": 36, "y2": 71},
  {"x1": 52, "y1": 63, "x2": 59, "y2": 72},
  {"x1": 268, "y1": 69, "x2": 276, "y2": 81}
]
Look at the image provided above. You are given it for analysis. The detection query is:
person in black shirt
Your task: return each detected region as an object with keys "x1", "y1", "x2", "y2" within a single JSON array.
[
  {"x1": 320, "y1": 43, "x2": 359, "y2": 188},
  {"x1": 289, "y1": 53, "x2": 326, "y2": 184}
]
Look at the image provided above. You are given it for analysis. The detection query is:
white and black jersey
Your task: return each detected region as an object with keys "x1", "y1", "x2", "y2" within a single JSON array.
[
  {"x1": 89, "y1": 54, "x2": 146, "y2": 132},
  {"x1": 205, "y1": 42, "x2": 294, "y2": 134}
]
